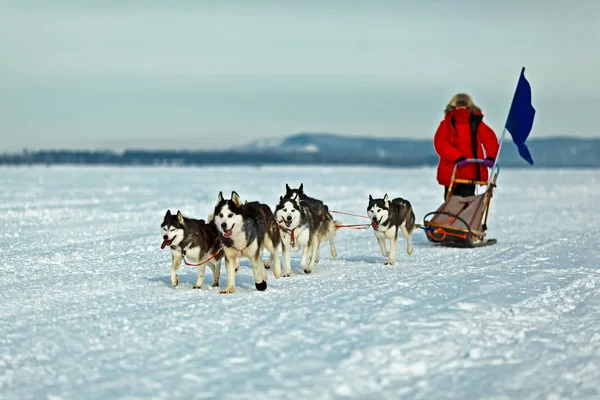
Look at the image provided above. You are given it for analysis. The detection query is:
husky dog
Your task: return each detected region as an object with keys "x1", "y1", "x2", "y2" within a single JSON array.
[
  {"x1": 209, "y1": 197, "x2": 274, "y2": 272},
  {"x1": 212, "y1": 191, "x2": 282, "y2": 293},
  {"x1": 283, "y1": 183, "x2": 338, "y2": 264},
  {"x1": 275, "y1": 193, "x2": 339, "y2": 275},
  {"x1": 367, "y1": 194, "x2": 418, "y2": 265},
  {"x1": 160, "y1": 210, "x2": 223, "y2": 289}
]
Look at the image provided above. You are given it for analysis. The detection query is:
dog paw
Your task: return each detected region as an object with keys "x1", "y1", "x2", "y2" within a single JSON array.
[
  {"x1": 212, "y1": 281, "x2": 219, "y2": 287},
  {"x1": 282, "y1": 270, "x2": 292, "y2": 277},
  {"x1": 264, "y1": 263, "x2": 270, "y2": 270},
  {"x1": 407, "y1": 247, "x2": 413, "y2": 256},
  {"x1": 172, "y1": 276, "x2": 179, "y2": 287},
  {"x1": 192, "y1": 285, "x2": 202, "y2": 290},
  {"x1": 303, "y1": 268, "x2": 312, "y2": 274},
  {"x1": 383, "y1": 260, "x2": 395, "y2": 265},
  {"x1": 330, "y1": 250, "x2": 337, "y2": 259},
  {"x1": 220, "y1": 286, "x2": 235, "y2": 294},
  {"x1": 255, "y1": 281, "x2": 267, "y2": 291}
]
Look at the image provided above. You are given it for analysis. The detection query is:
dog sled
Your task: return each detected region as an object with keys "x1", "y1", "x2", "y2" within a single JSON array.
[{"x1": 422, "y1": 159, "x2": 499, "y2": 248}]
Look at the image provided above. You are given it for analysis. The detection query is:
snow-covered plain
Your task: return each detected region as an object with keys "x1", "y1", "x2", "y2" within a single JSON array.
[{"x1": 1, "y1": 165, "x2": 599, "y2": 400}]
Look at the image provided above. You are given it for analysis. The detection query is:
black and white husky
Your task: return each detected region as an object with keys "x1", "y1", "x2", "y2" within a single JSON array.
[
  {"x1": 275, "y1": 193, "x2": 339, "y2": 275},
  {"x1": 279, "y1": 183, "x2": 340, "y2": 274},
  {"x1": 160, "y1": 210, "x2": 223, "y2": 289},
  {"x1": 367, "y1": 194, "x2": 418, "y2": 265},
  {"x1": 212, "y1": 191, "x2": 282, "y2": 293}
]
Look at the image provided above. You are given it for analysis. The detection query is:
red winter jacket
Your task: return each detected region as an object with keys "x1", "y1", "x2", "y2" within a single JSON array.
[{"x1": 434, "y1": 107, "x2": 499, "y2": 187}]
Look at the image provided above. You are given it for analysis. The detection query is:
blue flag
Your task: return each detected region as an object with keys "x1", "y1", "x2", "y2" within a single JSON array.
[{"x1": 505, "y1": 67, "x2": 536, "y2": 165}]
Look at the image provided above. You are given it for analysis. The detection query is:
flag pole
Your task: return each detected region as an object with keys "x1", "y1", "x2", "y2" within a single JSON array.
[
  {"x1": 492, "y1": 124, "x2": 509, "y2": 168},
  {"x1": 487, "y1": 67, "x2": 525, "y2": 187}
]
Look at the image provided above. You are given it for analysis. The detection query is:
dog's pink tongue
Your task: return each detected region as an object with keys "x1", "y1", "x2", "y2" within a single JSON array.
[
  {"x1": 223, "y1": 223, "x2": 235, "y2": 238},
  {"x1": 161, "y1": 240, "x2": 168, "y2": 249},
  {"x1": 372, "y1": 222, "x2": 378, "y2": 229}
]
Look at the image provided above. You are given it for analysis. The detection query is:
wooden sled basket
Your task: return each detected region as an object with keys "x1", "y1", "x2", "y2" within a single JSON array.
[{"x1": 423, "y1": 159, "x2": 499, "y2": 248}]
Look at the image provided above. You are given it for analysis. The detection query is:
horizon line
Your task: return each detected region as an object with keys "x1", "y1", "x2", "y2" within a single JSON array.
[{"x1": 1, "y1": 132, "x2": 599, "y2": 154}]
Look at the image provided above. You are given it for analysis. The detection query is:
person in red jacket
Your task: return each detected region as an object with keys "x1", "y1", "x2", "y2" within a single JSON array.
[{"x1": 434, "y1": 93, "x2": 499, "y2": 199}]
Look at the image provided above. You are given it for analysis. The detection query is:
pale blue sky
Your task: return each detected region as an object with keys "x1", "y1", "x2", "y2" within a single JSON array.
[{"x1": 1, "y1": 1, "x2": 598, "y2": 151}]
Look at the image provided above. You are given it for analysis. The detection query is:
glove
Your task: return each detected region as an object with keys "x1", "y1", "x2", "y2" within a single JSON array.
[
  {"x1": 483, "y1": 157, "x2": 495, "y2": 168},
  {"x1": 455, "y1": 156, "x2": 468, "y2": 168}
]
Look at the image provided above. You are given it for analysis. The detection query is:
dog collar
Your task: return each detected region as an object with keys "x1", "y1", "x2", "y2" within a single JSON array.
[
  {"x1": 278, "y1": 224, "x2": 296, "y2": 247},
  {"x1": 220, "y1": 235, "x2": 252, "y2": 253},
  {"x1": 221, "y1": 236, "x2": 234, "y2": 248}
]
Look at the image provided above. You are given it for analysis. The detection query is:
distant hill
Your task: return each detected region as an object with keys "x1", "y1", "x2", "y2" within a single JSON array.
[
  {"x1": 236, "y1": 133, "x2": 600, "y2": 167},
  {"x1": 1, "y1": 133, "x2": 599, "y2": 168},
  {"x1": 236, "y1": 133, "x2": 436, "y2": 157}
]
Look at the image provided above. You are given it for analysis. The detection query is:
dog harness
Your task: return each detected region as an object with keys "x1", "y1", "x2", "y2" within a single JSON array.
[{"x1": 278, "y1": 223, "x2": 296, "y2": 247}]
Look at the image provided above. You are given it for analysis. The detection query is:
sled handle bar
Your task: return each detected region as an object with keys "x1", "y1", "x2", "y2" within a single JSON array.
[
  {"x1": 449, "y1": 159, "x2": 486, "y2": 189},
  {"x1": 448, "y1": 159, "x2": 500, "y2": 200},
  {"x1": 461, "y1": 158, "x2": 501, "y2": 173},
  {"x1": 463, "y1": 158, "x2": 485, "y2": 164},
  {"x1": 459, "y1": 159, "x2": 501, "y2": 187}
]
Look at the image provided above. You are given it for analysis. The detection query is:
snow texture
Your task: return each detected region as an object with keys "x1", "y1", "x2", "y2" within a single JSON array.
[{"x1": 1, "y1": 166, "x2": 599, "y2": 399}]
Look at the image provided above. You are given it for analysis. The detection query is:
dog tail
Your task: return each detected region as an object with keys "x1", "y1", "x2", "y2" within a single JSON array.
[{"x1": 413, "y1": 223, "x2": 422, "y2": 229}]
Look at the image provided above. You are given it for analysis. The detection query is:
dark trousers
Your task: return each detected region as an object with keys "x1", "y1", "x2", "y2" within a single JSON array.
[{"x1": 444, "y1": 183, "x2": 475, "y2": 200}]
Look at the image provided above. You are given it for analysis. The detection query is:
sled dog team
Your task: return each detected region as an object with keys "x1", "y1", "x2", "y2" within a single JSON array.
[{"x1": 160, "y1": 183, "x2": 418, "y2": 294}]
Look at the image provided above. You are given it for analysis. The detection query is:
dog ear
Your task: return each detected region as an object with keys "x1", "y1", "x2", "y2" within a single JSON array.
[
  {"x1": 369, "y1": 194, "x2": 373, "y2": 203},
  {"x1": 164, "y1": 209, "x2": 171, "y2": 218},
  {"x1": 207, "y1": 212, "x2": 214, "y2": 223},
  {"x1": 280, "y1": 195, "x2": 283, "y2": 201},
  {"x1": 299, "y1": 183, "x2": 304, "y2": 193},
  {"x1": 231, "y1": 191, "x2": 242, "y2": 206},
  {"x1": 383, "y1": 194, "x2": 389, "y2": 207},
  {"x1": 285, "y1": 183, "x2": 291, "y2": 193},
  {"x1": 217, "y1": 191, "x2": 224, "y2": 204},
  {"x1": 177, "y1": 210, "x2": 184, "y2": 224}
]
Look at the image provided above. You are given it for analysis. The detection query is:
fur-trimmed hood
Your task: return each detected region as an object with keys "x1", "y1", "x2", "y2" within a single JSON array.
[{"x1": 444, "y1": 93, "x2": 482, "y2": 115}]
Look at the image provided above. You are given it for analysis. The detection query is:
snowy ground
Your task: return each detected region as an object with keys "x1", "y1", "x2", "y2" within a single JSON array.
[{"x1": 1, "y1": 165, "x2": 599, "y2": 400}]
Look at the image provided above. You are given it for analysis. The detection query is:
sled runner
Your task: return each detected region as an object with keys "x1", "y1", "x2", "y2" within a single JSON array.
[{"x1": 422, "y1": 159, "x2": 499, "y2": 248}]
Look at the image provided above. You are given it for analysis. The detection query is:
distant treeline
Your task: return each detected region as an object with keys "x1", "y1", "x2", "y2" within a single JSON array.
[{"x1": 0, "y1": 149, "x2": 440, "y2": 167}]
